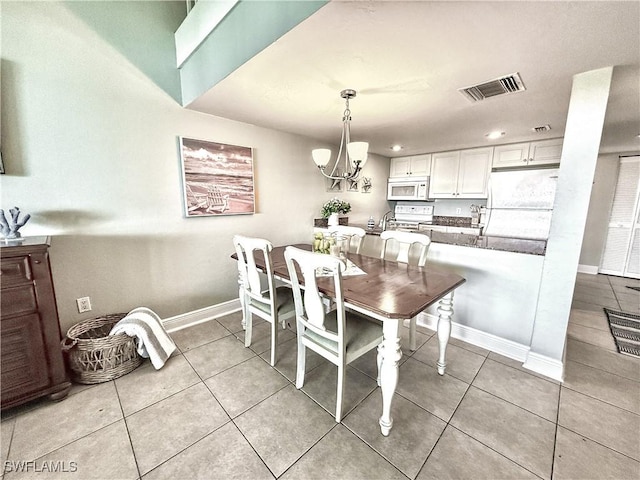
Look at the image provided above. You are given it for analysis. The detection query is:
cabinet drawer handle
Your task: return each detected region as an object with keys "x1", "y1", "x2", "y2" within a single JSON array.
[{"x1": 33, "y1": 260, "x2": 41, "y2": 264}]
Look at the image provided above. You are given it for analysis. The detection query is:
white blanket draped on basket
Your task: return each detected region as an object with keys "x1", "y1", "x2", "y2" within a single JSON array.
[{"x1": 109, "y1": 307, "x2": 176, "y2": 369}]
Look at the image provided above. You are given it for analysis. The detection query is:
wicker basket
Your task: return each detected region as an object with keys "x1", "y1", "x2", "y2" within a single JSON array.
[{"x1": 63, "y1": 313, "x2": 142, "y2": 384}]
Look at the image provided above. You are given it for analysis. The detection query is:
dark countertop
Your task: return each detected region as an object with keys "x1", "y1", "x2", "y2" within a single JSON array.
[
  {"x1": 434, "y1": 232, "x2": 546, "y2": 255},
  {"x1": 361, "y1": 225, "x2": 385, "y2": 236},
  {"x1": 354, "y1": 224, "x2": 546, "y2": 256}
]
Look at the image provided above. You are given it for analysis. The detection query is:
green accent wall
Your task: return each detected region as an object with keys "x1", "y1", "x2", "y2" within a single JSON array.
[
  {"x1": 64, "y1": 1, "x2": 187, "y2": 103},
  {"x1": 180, "y1": 0, "x2": 327, "y2": 106}
]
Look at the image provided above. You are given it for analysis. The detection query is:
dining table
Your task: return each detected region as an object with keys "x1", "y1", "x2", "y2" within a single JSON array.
[{"x1": 233, "y1": 243, "x2": 466, "y2": 436}]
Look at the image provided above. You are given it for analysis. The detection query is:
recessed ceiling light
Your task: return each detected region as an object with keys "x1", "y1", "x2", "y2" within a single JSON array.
[
  {"x1": 391, "y1": 145, "x2": 403, "y2": 152},
  {"x1": 485, "y1": 131, "x2": 505, "y2": 140}
]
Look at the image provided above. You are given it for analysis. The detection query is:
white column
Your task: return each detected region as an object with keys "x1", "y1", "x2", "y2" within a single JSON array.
[{"x1": 525, "y1": 67, "x2": 613, "y2": 379}]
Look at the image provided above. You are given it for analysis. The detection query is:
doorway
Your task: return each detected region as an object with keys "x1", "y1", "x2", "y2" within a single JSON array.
[{"x1": 599, "y1": 155, "x2": 640, "y2": 278}]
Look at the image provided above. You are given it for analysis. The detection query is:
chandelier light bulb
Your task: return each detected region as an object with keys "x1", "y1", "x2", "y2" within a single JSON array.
[
  {"x1": 347, "y1": 141, "x2": 368, "y2": 166},
  {"x1": 312, "y1": 148, "x2": 331, "y2": 168}
]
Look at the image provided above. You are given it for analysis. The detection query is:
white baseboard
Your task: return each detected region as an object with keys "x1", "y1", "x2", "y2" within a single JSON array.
[
  {"x1": 577, "y1": 264, "x2": 599, "y2": 275},
  {"x1": 523, "y1": 351, "x2": 564, "y2": 382},
  {"x1": 415, "y1": 313, "x2": 564, "y2": 381},
  {"x1": 162, "y1": 299, "x2": 242, "y2": 333},
  {"x1": 165, "y1": 301, "x2": 564, "y2": 381},
  {"x1": 416, "y1": 313, "x2": 530, "y2": 362}
]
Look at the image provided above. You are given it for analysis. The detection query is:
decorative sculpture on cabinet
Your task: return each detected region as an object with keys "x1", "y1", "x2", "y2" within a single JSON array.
[{"x1": 0, "y1": 207, "x2": 31, "y2": 239}]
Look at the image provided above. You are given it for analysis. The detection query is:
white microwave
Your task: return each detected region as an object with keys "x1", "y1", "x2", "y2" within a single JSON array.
[{"x1": 387, "y1": 177, "x2": 430, "y2": 201}]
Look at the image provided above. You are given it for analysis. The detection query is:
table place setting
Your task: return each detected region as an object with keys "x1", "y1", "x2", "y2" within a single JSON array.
[{"x1": 316, "y1": 258, "x2": 366, "y2": 277}]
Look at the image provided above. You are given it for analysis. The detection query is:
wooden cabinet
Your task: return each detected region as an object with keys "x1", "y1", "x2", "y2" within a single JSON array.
[
  {"x1": 389, "y1": 154, "x2": 431, "y2": 177},
  {"x1": 430, "y1": 147, "x2": 492, "y2": 198},
  {"x1": 492, "y1": 138, "x2": 563, "y2": 168},
  {"x1": 1, "y1": 237, "x2": 71, "y2": 410}
]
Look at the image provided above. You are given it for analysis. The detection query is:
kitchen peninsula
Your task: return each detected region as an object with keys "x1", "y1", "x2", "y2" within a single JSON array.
[{"x1": 357, "y1": 227, "x2": 547, "y2": 367}]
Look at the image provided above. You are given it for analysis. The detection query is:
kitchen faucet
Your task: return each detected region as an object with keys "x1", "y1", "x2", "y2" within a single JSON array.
[{"x1": 380, "y1": 210, "x2": 394, "y2": 230}]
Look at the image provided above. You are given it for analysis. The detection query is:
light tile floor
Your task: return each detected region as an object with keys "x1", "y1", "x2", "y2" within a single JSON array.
[{"x1": 2, "y1": 274, "x2": 639, "y2": 479}]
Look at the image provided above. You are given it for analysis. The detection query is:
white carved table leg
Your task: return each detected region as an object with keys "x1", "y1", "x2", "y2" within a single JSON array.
[
  {"x1": 436, "y1": 291, "x2": 454, "y2": 375},
  {"x1": 379, "y1": 318, "x2": 402, "y2": 436}
]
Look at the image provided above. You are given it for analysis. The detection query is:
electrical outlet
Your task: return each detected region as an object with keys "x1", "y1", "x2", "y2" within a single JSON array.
[
  {"x1": 76, "y1": 297, "x2": 92, "y2": 313},
  {"x1": 455, "y1": 208, "x2": 462, "y2": 214}
]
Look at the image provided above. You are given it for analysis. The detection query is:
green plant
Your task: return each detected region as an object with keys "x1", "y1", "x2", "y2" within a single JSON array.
[{"x1": 321, "y1": 197, "x2": 351, "y2": 218}]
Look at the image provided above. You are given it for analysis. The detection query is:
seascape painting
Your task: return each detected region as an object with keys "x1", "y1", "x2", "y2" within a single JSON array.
[{"x1": 179, "y1": 137, "x2": 255, "y2": 217}]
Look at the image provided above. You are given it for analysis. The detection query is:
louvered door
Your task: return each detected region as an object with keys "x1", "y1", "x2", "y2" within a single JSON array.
[{"x1": 600, "y1": 156, "x2": 640, "y2": 278}]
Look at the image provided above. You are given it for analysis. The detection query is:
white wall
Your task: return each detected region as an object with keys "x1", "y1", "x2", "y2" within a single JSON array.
[{"x1": 0, "y1": 2, "x2": 390, "y2": 331}]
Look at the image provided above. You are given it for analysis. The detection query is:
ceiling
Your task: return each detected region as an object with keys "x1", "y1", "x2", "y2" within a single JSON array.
[{"x1": 186, "y1": 1, "x2": 640, "y2": 157}]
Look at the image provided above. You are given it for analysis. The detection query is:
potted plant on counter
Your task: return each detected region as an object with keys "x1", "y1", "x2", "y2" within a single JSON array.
[{"x1": 317, "y1": 198, "x2": 351, "y2": 227}]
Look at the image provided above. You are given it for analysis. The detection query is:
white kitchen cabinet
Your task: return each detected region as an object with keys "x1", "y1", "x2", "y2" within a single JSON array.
[
  {"x1": 430, "y1": 151, "x2": 460, "y2": 197},
  {"x1": 389, "y1": 154, "x2": 431, "y2": 177},
  {"x1": 430, "y1": 147, "x2": 492, "y2": 198},
  {"x1": 529, "y1": 139, "x2": 563, "y2": 165},
  {"x1": 492, "y1": 138, "x2": 563, "y2": 168}
]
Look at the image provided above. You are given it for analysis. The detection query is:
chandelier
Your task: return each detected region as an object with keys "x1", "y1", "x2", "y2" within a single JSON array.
[{"x1": 312, "y1": 89, "x2": 369, "y2": 181}]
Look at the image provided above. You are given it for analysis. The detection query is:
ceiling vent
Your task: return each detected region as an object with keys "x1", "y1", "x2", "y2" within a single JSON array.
[
  {"x1": 459, "y1": 73, "x2": 526, "y2": 102},
  {"x1": 533, "y1": 124, "x2": 551, "y2": 133}
]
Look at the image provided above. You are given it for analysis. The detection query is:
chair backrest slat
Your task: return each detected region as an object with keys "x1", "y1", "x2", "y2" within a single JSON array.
[
  {"x1": 328, "y1": 225, "x2": 366, "y2": 254},
  {"x1": 284, "y1": 247, "x2": 345, "y2": 342},
  {"x1": 233, "y1": 235, "x2": 274, "y2": 304},
  {"x1": 380, "y1": 230, "x2": 431, "y2": 267}
]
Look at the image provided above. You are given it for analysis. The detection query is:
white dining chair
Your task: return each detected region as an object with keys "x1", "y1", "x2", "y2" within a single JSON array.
[
  {"x1": 284, "y1": 246, "x2": 383, "y2": 422},
  {"x1": 327, "y1": 225, "x2": 366, "y2": 254},
  {"x1": 233, "y1": 235, "x2": 296, "y2": 366},
  {"x1": 379, "y1": 230, "x2": 431, "y2": 351}
]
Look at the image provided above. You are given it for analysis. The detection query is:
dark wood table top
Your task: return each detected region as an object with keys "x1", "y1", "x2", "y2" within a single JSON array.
[{"x1": 235, "y1": 244, "x2": 466, "y2": 320}]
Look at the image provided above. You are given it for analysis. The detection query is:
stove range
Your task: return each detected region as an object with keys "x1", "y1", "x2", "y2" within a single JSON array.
[{"x1": 389, "y1": 204, "x2": 433, "y2": 231}]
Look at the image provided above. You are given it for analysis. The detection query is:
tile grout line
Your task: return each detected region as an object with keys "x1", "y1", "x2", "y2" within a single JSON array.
[
  {"x1": 607, "y1": 275, "x2": 623, "y2": 311},
  {"x1": 408, "y1": 353, "x2": 551, "y2": 479},
  {"x1": 554, "y1": 422, "x2": 640, "y2": 466},
  {"x1": 1, "y1": 417, "x2": 16, "y2": 479},
  {"x1": 452, "y1": 359, "x2": 557, "y2": 479},
  {"x1": 185, "y1": 339, "x2": 313, "y2": 479},
  {"x1": 564, "y1": 355, "x2": 640, "y2": 384},
  {"x1": 143, "y1": 349, "x2": 275, "y2": 478},
  {"x1": 559, "y1": 381, "x2": 640, "y2": 416},
  {"x1": 447, "y1": 424, "x2": 547, "y2": 480},
  {"x1": 113, "y1": 380, "x2": 143, "y2": 480},
  {"x1": 563, "y1": 351, "x2": 640, "y2": 385},
  {"x1": 549, "y1": 373, "x2": 564, "y2": 480},
  {"x1": 410, "y1": 356, "x2": 484, "y2": 479},
  {"x1": 3, "y1": 410, "x2": 128, "y2": 477}
]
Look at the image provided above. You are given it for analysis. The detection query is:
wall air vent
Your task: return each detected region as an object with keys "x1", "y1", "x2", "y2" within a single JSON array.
[
  {"x1": 459, "y1": 73, "x2": 526, "y2": 102},
  {"x1": 533, "y1": 124, "x2": 551, "y2": 133}
]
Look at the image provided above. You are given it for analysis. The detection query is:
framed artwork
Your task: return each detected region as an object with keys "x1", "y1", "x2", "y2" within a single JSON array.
[
  {"x1": 326, "y1": 175, "x2": 343, "y2": 193},
  {"x1": 361, "y1": 177, "x2": 372, "y2": 193},
  {"x1": 347, "y1": 178, "x2": 359, "y2": 192},
  {"x1": 179, "y1": 137, "x2": 254, "y2": 217}
]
